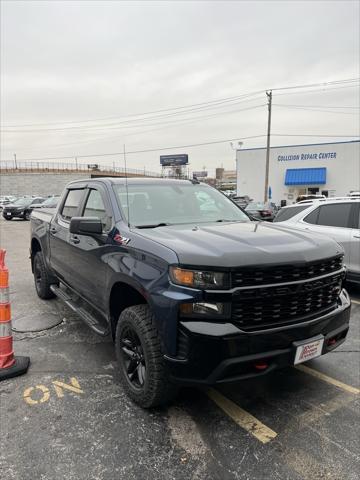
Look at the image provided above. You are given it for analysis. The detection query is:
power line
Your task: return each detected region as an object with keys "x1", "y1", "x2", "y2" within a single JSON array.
[
  {"x1": 1, "y1": 133, "x2": 358, "y2": 163},
  {"x1": 270, "y1": 77, "x2": 359, "y2": 92},
  {"x1": 272, "y1": 134, "x2": 359, "y2": 138},
  {"x1": 0, "y1": 135, "x2": 268, "y2": 162},
  {"x1": 2, "y1": 77, "x2": 359, "y2": 129},
  {"x1": 1, "y1": 101, "x2": 266, "y2": 133},
  {"x1": 28, "y1": 104, "x2": 266, "y2": 150},
  {"x1": 273, "y1": 83, "x2": 360, "y2": 97},
  {"x1": 273, "y1": 104, "x2": 359, "y2": 115},
  {"x1": 1, "y1": 91, "x2": 264, "y2": 129},
  {"x1": 274, "y1": 104, "x2": 359, "y2": 109}
]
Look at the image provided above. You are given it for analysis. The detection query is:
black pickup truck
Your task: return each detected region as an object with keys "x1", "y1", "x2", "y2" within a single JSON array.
[{"x1": 30, "y1": 177, "x2": 351, "y2": 407}]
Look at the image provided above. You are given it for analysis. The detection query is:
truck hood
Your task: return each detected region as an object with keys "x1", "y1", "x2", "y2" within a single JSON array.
[{"x1": 136, "y1": 221, "x2": 343, "y2": 267}]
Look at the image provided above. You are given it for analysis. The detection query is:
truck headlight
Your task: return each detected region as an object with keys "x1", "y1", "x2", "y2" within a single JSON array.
[
  {"x1": 169, "y1": 267, "x2": 230, "y2": 290},
  {"x1": 180, "y1": 302, "x2": 224, "y2": 315}
]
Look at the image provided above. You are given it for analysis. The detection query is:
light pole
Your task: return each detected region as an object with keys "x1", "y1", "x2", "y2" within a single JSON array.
[{"x1": 230, "y1": 141, "x2": 243, "y2": 195}]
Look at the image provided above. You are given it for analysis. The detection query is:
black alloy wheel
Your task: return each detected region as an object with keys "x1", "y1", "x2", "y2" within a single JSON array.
[
  {"x1": 33, "y1": 251, "x2": 56, "y2": 299},
  {"x1": 115, "y1": 305, "x2": 178, "y2": 408},
  {"x1": 34, "y1": 254, "x2": 43, "y2": 293},
  {"x1": 120, "y1": 326, "x2": 146, "y2": 389}
]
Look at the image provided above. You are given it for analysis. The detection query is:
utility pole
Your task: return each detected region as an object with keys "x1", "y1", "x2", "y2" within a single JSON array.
[
  {"x1": 75, "y1": 156, "x2": 78, "y2": 170},
  {"x1": 13, "y1": 153, "x2": 17, "y2": 170},
  {"x1": 264, "y1": 90, "x2": 272, "y2": 202}
]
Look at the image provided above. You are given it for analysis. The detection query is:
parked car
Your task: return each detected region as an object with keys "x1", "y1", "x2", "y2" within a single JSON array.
[
  {"x1": 2, "y1": 197, "x2": 45, "y2": 220},
  {"x1": 274, "y1": 198, "x2": 360, "y2": 284},
  {"x1": 30, "y1": 177, "x2": 350, "y2": 408},
  {"x1": 245, "y1": 201, "x2": 277, "y2": 221},
  {"x1": 23, "y1": 195, "x2": 60, "y2": 219},
  {"x1": 0, "y1": 196, "x2": 17, "y2": 211},
  {"x1": 296, "y1": 194, "x2": 326, "y2": 203},
  {"x1": 232, "y1": 195, "x2": 252, "y2": 208}
]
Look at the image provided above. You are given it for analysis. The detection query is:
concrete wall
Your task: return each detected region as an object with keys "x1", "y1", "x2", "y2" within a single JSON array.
[
  {"x1": 236, "y1": 140, "x2": 360, "y2": 204},
  {"x1": 0, "y1": 172, "x2": 90, "y2": 197}
]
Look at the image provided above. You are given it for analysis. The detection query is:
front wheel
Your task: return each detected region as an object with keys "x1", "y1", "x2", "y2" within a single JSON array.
[
  {"x1": 24, "y1": 211, "x2": 31, "y2": 220},
  {"x1": 3, "y1": 216, "x2": 12, "y2": 221},
  {"x1": 33, "y1": 251, "x2": 56, "y2": 299},
  {"x1": 115, "y1": 305, "x2": 177, "y2": 408}
]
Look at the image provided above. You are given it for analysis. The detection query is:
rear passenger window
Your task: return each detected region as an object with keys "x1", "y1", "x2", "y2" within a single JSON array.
[
  {"x1": 83, "y1": 189, "x2": 111, "y2": 231},
  {"x1": 315, "y1": 204, "x2": 352, "y2": 228},
  {"x1": 274, "y1": 205, "x2": 309, "y2": 222},
  {"x1": 61, "y1": 189, "x2": 84, "y2": 220},
  {"x1": 303, "y1": 207, "x2": 320, "y2": 225}
]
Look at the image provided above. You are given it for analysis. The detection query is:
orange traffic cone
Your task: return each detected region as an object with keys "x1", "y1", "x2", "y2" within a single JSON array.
[{"x1": 0, "y1": 249, "x2": 30, "y2": 381}]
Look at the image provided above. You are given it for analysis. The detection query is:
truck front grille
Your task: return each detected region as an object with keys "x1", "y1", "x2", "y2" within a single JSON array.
[
  {"x1": 232, "y1": 255, "x2": 343, "y2": 287},
  {"x1": 231, "y1": 272, "x2": 343, "y2": 331}
]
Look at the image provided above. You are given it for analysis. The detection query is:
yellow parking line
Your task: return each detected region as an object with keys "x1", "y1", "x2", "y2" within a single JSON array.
[
  {"x1": 207, "y1": 388, "x2": 277, "y2": 444},
  {"x1": 296, "y1": 364, "x2": 360, "y2": 395},
  {"x1": 351, "y1": 299, "x2": 360, "y2": 305}
]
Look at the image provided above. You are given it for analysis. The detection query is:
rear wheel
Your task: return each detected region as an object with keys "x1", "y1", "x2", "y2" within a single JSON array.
[
  {"x1": 115, "y1": 304, "x2": 177, "y2": 408},
  {"x1": 33, "y1": 251, "x2": 56, "y2": 299}
]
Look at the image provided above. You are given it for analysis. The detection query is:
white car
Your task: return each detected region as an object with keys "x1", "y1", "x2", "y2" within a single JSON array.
[
  {"x1": 0, "y1": 196, "x2": 17, "y2": 211},
  {"x1": 274, "y1": 198, "x2": 360, "y2": 284}
]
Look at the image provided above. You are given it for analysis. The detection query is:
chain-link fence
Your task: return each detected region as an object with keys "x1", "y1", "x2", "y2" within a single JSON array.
[{"x1": 0, "y1": 161, "x2": 161, "y2": 177}]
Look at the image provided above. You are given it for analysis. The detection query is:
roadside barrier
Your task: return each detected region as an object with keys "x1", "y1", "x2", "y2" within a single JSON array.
[{"x1": 0, "y1": 249, "x2": 30, "y2": 381}]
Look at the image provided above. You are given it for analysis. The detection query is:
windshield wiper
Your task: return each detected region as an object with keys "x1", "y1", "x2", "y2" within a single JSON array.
[{"x1": 135, "y1": 222, "x2": 171, "y2": 229}]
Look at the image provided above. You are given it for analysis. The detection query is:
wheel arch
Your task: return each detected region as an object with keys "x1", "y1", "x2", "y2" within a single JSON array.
[
  {"x1": 109, "y1": 281, "x2": 148, "y2": 340},
  {"x1": 30, "y1": 237, "x2": 42, "y2": 272}
]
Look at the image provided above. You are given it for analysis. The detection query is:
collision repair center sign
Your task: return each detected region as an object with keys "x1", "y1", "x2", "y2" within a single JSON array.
[{"x1": 278, "y1": 151, "x2": 337, "y2": 161}]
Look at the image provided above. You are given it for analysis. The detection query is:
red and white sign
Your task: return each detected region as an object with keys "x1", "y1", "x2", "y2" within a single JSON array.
[{"x1": 294, "y1": 337, "x2": 324, "y2": 365}]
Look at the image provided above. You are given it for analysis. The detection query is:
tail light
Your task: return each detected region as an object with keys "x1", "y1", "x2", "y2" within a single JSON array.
[{"x1": 260, "y1": 210, "x2": 272, "y2": 216}]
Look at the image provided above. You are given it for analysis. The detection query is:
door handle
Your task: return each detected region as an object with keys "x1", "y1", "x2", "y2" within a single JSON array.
[
  {"x1": 50, "y1": 227, "x2": 58, "y2": 234},
  {"x1": 70, "y1": 235, "x2": 80, "y2": 245}
]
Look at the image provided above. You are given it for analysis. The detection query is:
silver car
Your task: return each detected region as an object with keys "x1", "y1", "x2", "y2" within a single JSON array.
[{"x1": 274, "y1": 199, "x2": 360, "y2": 284}]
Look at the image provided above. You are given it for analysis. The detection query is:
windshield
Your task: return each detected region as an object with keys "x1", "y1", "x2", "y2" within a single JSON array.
[
  {"x1": 13, "y1": 198, "x2": 32, "y2": 206},
  {"x1": 42, "y1": 197, "x2": 59, "y2": 207},
  {"x1": 246, "y1": 202, "x2": 265, "y2": 210},
  {"x1": 114, "y1": 183, "x2": 250, "y2": 227}
]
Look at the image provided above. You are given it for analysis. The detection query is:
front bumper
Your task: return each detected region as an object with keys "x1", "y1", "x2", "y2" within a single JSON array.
[
  {"x1": 164, "y1": 289, "x2": 351, "y2": 385},
  {"x1": 2, "y1": 210, "x2": 24, "y2": 219}
]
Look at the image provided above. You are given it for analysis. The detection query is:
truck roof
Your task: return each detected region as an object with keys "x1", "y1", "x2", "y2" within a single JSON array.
[{"x1": 66, "y1": 177, "x2": 203, "y2": 187}]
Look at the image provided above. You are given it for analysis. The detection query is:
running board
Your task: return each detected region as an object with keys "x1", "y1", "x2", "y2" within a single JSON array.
[{"x1": 50, "y1": 285, "x2": 109, "y2": 336}]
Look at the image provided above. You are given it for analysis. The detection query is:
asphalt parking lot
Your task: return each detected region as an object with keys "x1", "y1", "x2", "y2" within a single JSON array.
[{"x1": 0, "y1": 216, "x2": 359, "y2": 480}]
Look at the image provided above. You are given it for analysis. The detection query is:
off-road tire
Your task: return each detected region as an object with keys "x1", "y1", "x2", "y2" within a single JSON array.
[
  {"x1": 33, "y1": 251, "x2": 56, "y2": 299},
  {"x1": 115, "y1": 304, "x2": 178, "y2": 408}
]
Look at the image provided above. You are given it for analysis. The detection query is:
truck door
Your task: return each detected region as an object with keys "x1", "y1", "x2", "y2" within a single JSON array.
[
  {"x1": 49, "y1": 187, "x2": 87, "y2": 289},
  {"x1": 67, "y1": 185, "x2": 113, "y2": 312}
]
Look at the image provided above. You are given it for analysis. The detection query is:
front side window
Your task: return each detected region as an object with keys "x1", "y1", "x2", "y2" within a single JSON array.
[
  {"x1": 61, "y1": 189, "x2": 84, "y2": 221},
  {"x1": 83, "y1": 189, "x2": 111, "y2": 231}
]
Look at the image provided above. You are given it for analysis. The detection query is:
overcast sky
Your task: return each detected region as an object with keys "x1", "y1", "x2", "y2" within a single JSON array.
[{"x1": 1, "y1": 0, "x2": 359, "y2": 175}]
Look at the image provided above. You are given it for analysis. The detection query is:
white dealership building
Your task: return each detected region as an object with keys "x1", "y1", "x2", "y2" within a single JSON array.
[{"x1": 236, "y1": 140, "x2": 360, "y2": 205}]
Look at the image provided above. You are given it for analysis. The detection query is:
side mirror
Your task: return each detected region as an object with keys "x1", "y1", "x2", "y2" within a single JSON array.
[{"x1": 70, "y1": 217, "x2": 103, "y2": 235}]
